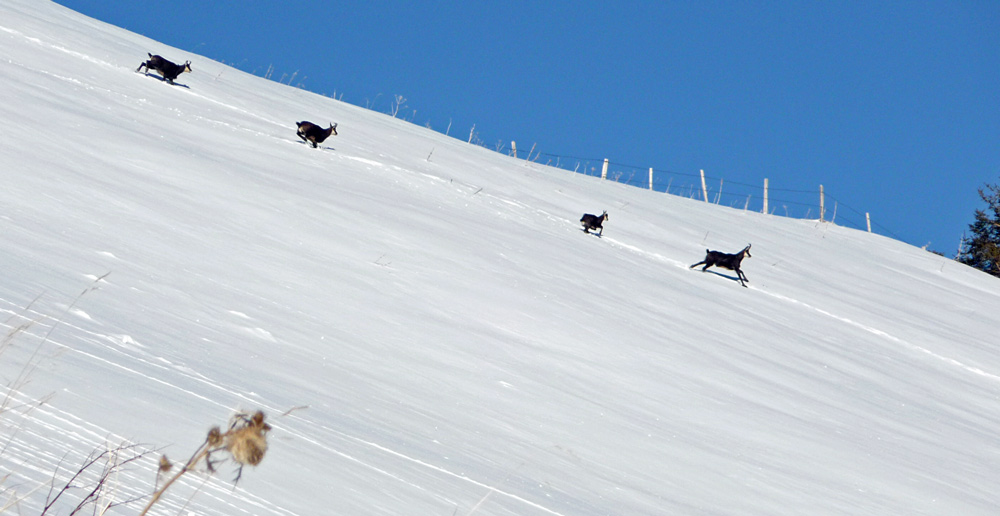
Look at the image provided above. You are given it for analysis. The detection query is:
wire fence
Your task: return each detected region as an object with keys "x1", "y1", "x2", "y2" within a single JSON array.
[
  {"x1": 508, "y1": 148, "x2": 904, "y2": 241},
  {"x1": 325, "y1": 91, "x2": 904, "y2": 241}
]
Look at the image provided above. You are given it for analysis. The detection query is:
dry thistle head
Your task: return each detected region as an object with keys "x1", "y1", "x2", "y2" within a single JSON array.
[
  {"x1": 225, "y1": 411, "x2": 270, "y2": 466},
  {"x1": 158, "y1": 455, "x2": 173, "y2": 473},
  {"x1": 207, "y1": 426, "x2": 223, "y2": 447}
]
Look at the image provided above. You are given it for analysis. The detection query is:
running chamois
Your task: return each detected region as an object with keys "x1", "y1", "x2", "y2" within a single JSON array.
[
  {"x1": 690, "y1": 244, "x2": 752, "y2": 287},
  {"x1": 580, "y1": 211, "x2": 608, "y2": 236},
  {"x1": 136, "y1": 53, "x2": 191, "y2": 84},
  {"x1": 296, "y1": 121, "x2": 338, "y2": 148}
]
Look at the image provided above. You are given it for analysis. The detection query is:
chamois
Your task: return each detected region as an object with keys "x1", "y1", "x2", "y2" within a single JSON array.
[
  {"x1": 296, "y1": 121, "x2": 338, "y2": 148},
  {"x1": 136, "y1": 53, "x2": 191, "y2": 84},
  {"x1": 690, "y1": 244, "x2": 752, "y2": 287},
  {"x1": 580, "y1": 211, "x2": 609, "y2": 236}
]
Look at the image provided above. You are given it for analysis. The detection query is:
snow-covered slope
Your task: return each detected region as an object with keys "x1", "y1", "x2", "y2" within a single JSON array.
[{"x1": 3, "y1": 1, "x2": 1000, "y2": 515}]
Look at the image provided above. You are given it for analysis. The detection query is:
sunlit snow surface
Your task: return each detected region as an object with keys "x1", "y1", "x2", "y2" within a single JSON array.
[{"x1": 2, "y1": 2, "x2": 1000, "y2": 515}]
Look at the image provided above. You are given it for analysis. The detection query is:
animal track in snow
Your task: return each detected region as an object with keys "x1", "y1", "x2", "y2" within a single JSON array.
[
  {"x1": 341, "y1": 155, "x2": 383, "y2": 168},
  {"x1": 759, "y1": 289, "x2": 1000, "y2": 384}
]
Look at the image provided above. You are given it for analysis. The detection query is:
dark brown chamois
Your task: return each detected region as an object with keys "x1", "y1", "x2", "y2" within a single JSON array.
[
  {"x1": 136, "y1": 53, "x2": 191, "y2": 84},
  {"x1": 296, "y1": 121, "x2": 338, "y2": 148},
  {"x1": 690, "y1": 244, "x2": 752, "y2": 287},
  {"x1": 580, "y1": 210, "x2": 609, "y2": 236}
]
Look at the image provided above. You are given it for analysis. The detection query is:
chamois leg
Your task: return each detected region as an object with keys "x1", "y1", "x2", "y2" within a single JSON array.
[{"x1": 690, "y1": 261, "x2": 706, "y2": 270}]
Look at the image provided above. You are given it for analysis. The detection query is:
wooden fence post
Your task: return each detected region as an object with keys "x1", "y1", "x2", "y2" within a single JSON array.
[
  {"x1": 700, "y1": 169, "x2": 708, "y2": 202},
  {"x1": 601, "y1": 159, "x2": 609, "y2": 180},
  {"x1": 819, "y1": 184, "x2": 825, "y2": 222},
  {"x1": 763, "y1": 178, "x2": 769, "y2": 214},
  {"x1": 649, "y1": 168, "x2": 654, "y2": 190},
  {"x1": 511, "y1": 141, "x2": 517, "y2": 159}
]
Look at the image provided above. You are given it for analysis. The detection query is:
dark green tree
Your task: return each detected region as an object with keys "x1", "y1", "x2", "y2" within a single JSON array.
[{"x1": 959, "y1": 181, "x2": 1000, "y2": 278}]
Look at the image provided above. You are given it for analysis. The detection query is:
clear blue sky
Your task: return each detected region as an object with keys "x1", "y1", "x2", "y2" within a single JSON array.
[{"x1": 55, "y1": 0, "x2": 999, "y2": 253}]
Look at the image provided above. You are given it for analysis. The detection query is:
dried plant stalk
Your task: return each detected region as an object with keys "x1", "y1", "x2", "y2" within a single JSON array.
[{"x1": 137, "y1": 410, "x2": 270, "y2": 516}]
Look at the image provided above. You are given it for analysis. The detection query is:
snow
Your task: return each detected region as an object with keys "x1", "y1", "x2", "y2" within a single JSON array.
[{"x1": 2, "y1": 1, "x2": 1000, "y2": 515}]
